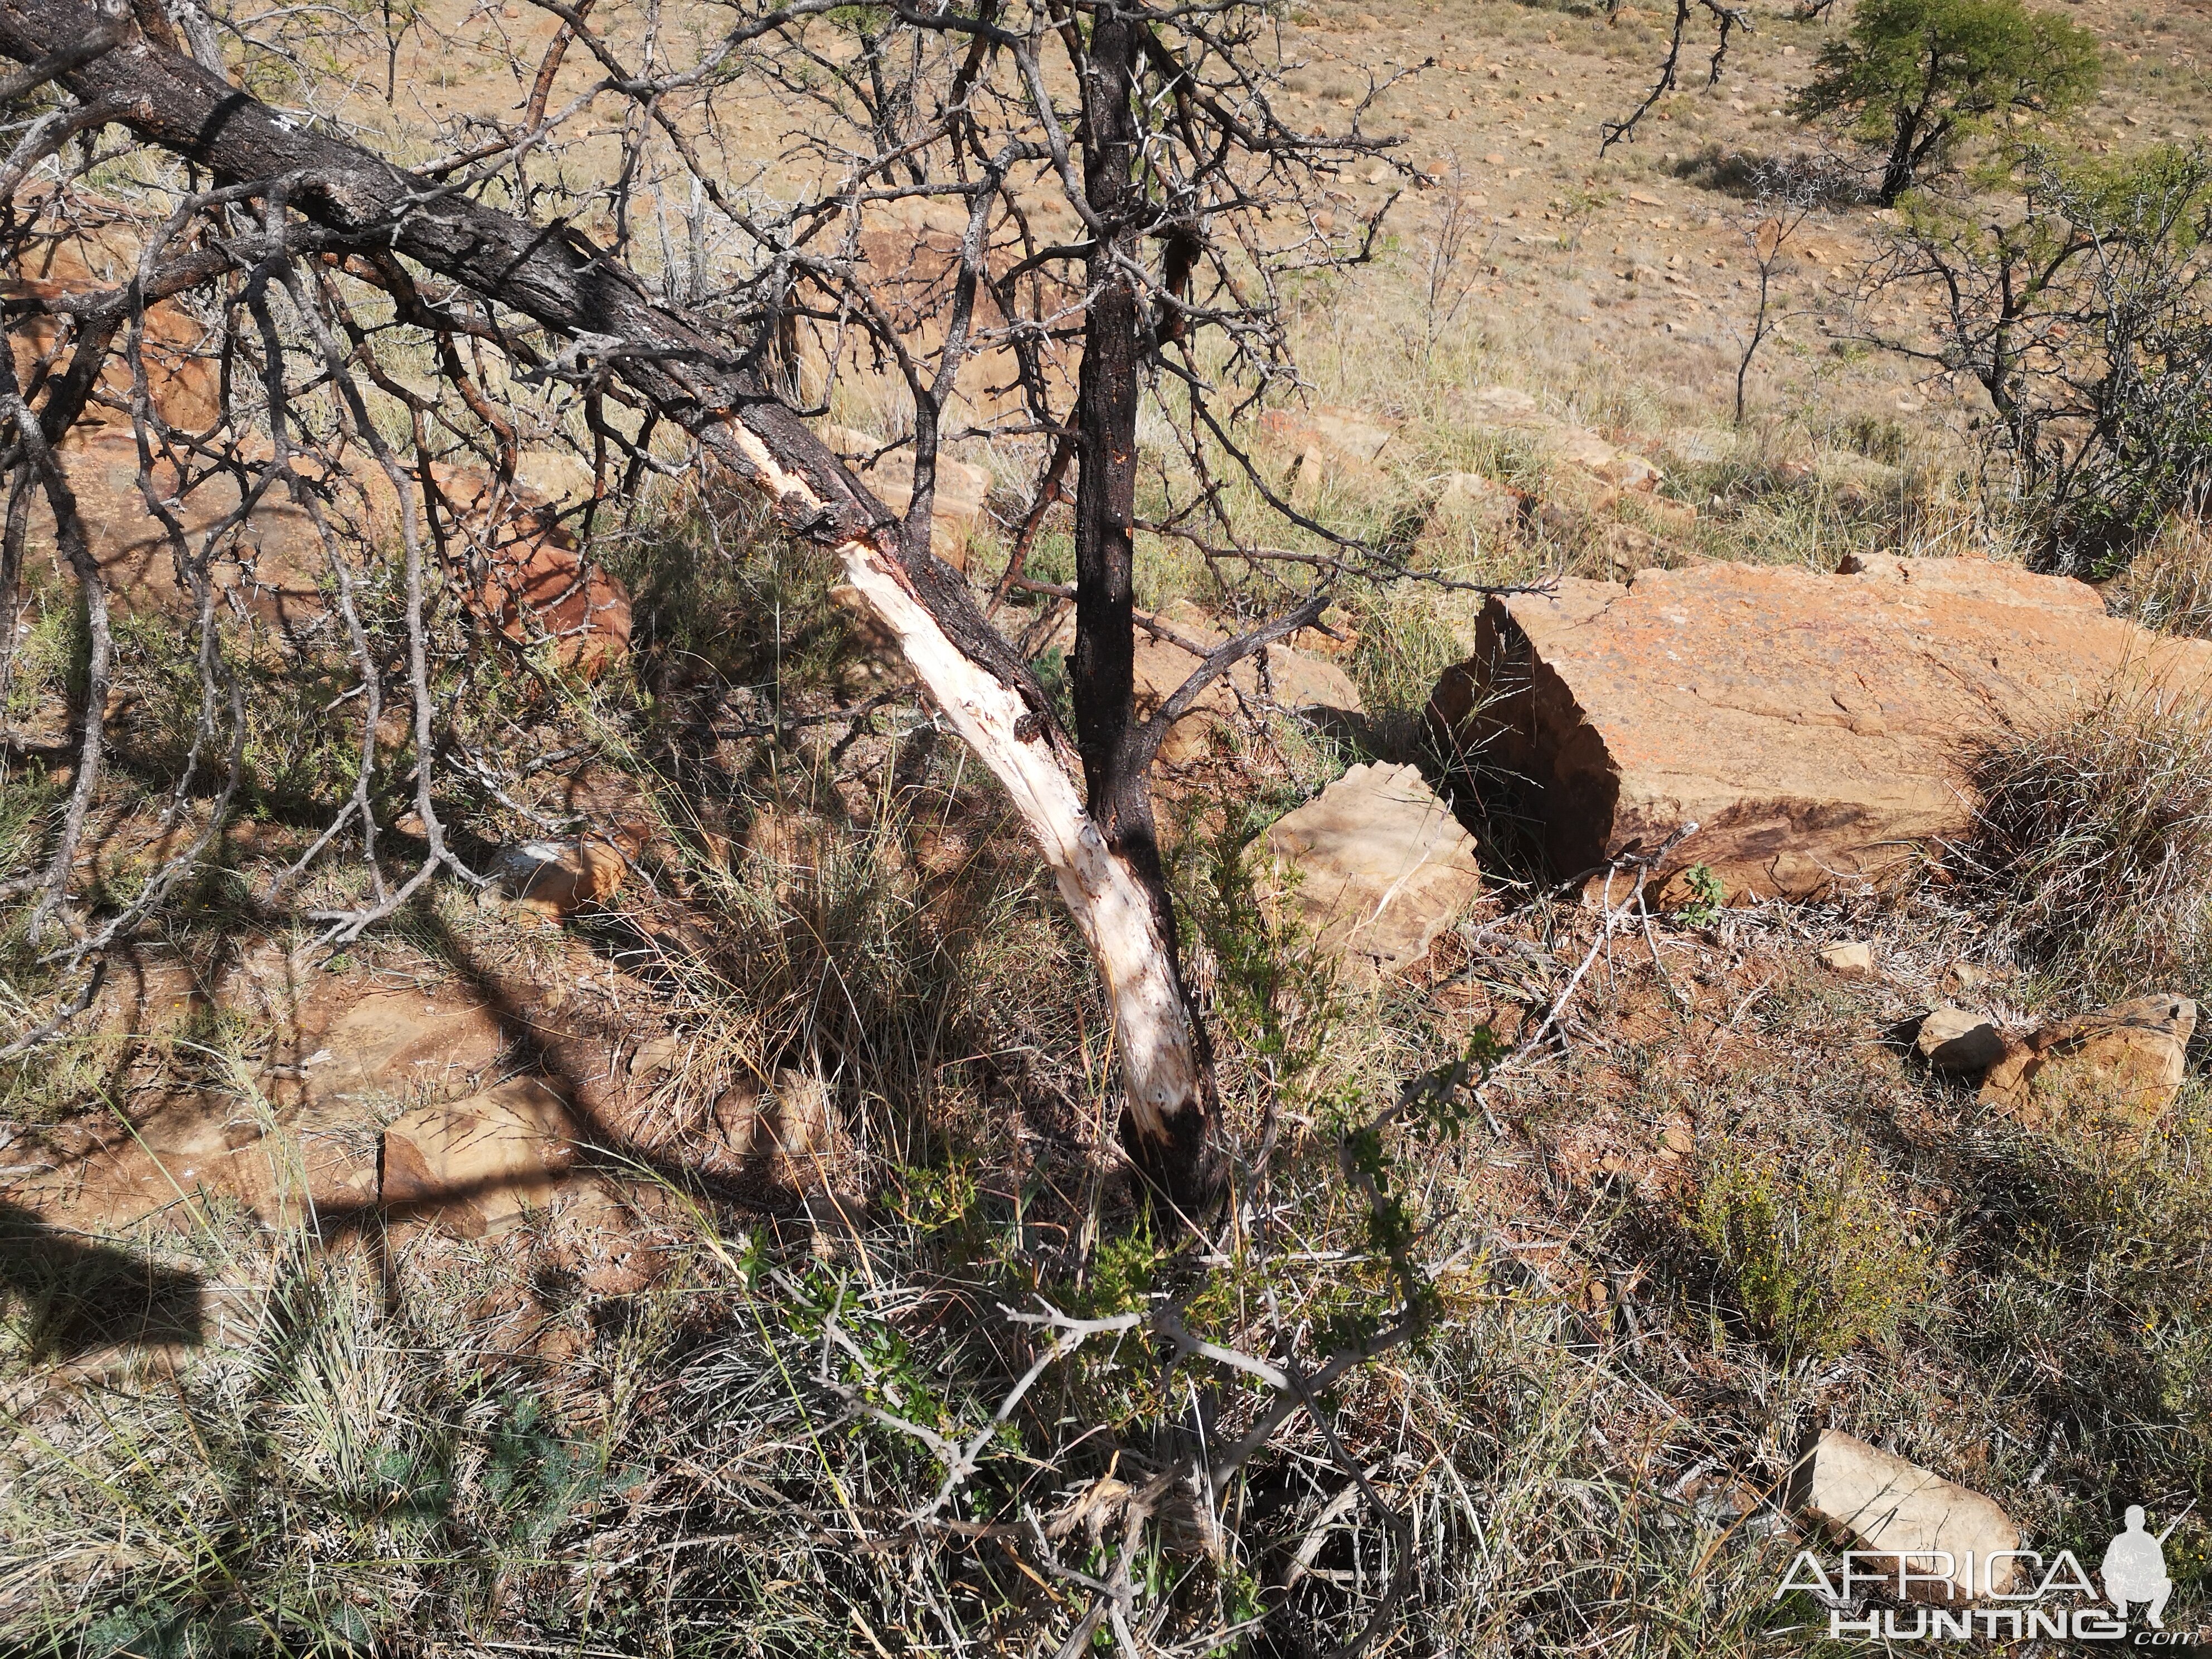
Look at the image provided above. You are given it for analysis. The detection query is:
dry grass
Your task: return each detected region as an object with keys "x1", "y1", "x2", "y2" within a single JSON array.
[
  {"x1": 2106, "y1": 515, "x2": 2212, "y2": 637},
  {"x1": 1948, "y1": 681, "x2": 2212, "y2": 1000},
  {"x1": 17, "y1": 3, "x2": 2212, "y2": 1652}
]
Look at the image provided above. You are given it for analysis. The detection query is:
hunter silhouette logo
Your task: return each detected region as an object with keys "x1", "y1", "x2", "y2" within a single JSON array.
[
  {"x1": 1779, "y1": 1503, "x2": 2201, "y2": 1643},
  {"x1": 2103, "y1": 1506, "x2": 2179, "y2": 1628}
]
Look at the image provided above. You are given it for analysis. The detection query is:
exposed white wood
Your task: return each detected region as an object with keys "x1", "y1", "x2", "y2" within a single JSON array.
[{"x1": 721, "y1": 439, "x2": 1201, "y2": 1144}]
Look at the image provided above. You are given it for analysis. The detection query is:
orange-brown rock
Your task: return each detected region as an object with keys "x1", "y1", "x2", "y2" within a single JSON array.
[
  {"x1": 380, "y1": 1078, "x2": 582, "y2": 1236},
  {"x1": 41, "y1": 425, "x2": 331, "y2": 630},
  {"x1": 4, "y1": 275, "x2": 220, "y2": 435},
  {"x1": 1428, "y1": 557, "x2": 2212, "y2": 898},
  {"x1": 819, "y1": 425, "x2": 992, "y2": 569},
  {"x1": 1258, "y1": 405, "x2": 1400, "y2": 472},
  {"x1": 1131, "y1": 602, "x2": 1364, "y2": 765},
  {"x1": 439, "y1": 471, "x2": 633, "y2": 678},
  {"x1": 5, "y1": 194, "x2": 221, "y2": 435},
  {"x1": 36, "y1": 434, "x2": 632, "y2": 675},
  {"x1": 1454, "y1": 385, "x2": 1662, "y2": 493},
  {"x1": 481, "y1": 838, "x2": 627, "y2": 917},
  {"x1": 1979, "y1": 994, "x2": 2195, "y2": 1129},
  {"x1": 1263, "y1": 762, "x2": 1483, "y2": 980}
]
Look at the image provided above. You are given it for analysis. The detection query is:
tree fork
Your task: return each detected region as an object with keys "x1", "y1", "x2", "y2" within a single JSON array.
[{"x1": 0, "y1": 0, "x2": 1224, "y2": 1208}]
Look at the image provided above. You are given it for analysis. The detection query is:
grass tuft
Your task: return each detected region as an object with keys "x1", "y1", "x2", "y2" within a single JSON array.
[{"x1": 1949, "y1": 682, "x2": 2212, "y2": 1000}]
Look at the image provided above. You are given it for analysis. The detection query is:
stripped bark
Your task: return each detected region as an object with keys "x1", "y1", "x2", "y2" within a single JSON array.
[{"x1": 0, "y1": 0, "x2": 1224, "y2": 1201}]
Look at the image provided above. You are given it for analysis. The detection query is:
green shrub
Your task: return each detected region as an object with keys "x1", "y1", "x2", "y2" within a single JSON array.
[{"x1": 1691, "y1": 1144, "x2": 1937, "y2": 1361}]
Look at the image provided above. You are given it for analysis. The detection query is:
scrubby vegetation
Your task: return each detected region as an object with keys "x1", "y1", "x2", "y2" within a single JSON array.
[{"x1": 12, "y1": 0, "x2": 2212, "y2": 1650}]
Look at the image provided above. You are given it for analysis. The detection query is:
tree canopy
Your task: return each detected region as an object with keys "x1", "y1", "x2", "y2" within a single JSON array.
[{"x1": 1792, "y1": 0, "x2": 2101, "y2": 205}]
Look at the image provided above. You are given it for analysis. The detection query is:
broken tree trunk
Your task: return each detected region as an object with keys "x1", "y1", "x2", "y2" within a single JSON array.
[
  {"x1": 1068, "y1": 10, "x2": 1220, "y2": 1201},
  {"x1": 0, "y1": 0, "x2": 1221, "y2": 1207}
]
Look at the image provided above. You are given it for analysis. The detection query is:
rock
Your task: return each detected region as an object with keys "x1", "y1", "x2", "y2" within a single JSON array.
[
  {"x1": 1554, "y1": 430, "x2": 1661, "y2": 493},
  {"x1": 1459, "y1": 385, "x2": 1545, "y2": 427},
  {"x1": 46, "y1": 425, "x2": 328, "y2": 630},
  {"x1": 0, "y1": 1096, "x2": 380, "y2": 1235},
  {"x1": 821, "y1": 425, "x2": 992, "y2": 569},
  {"x1": 380, "y1": 1078, "x2": 581, "y2": 1236},
  {"x1": 6, "y1": 274, "x2": 218, "y2": 435},
  {"x1": 442, "y1": 472, "x2": 633, "y2": 678},
  {"x1": 1120, "y1": 603, "x2": 1362, "y2": 765},
  {"x1": 761, "y1": 1069, "x2": 837, "y2": 1160},
  {"x1": 1942, "y1": 961, "x2": 1992, "y2": 995},
  {"x1": 293, "y1": 987, "x2": 509, "y2": 1107},
  {"x1": 1916, "y1": 1006, "x2": 2007, "y2": 1074},
  {"x1": 1598, "y1": 523, "x2": 1661, "y2": 578},
  {"x1": 1263, "y1": 762, "x2": 1484, "y2": 981},
  {"x1": 1455, "y1": 385, "x2": 1661, "y2": 493},
  {"x1": 713, "y1": 1080, "x2": 763, "y2": 1150},
  {"x1": 4, "y1": 199, "x2": 222, "y2": 435},
  {"x1": 1257, "y1": 405, "x2": 1400, "y2": 476},
  {"x1": 1425, "y1": 471, "x2": 1530, "y2": 549},
  {"x1": 1817, "y1": 941, "x2": 1875, "y2": 978},
  {"x1": 1425, "y1": 556, "x2": 2212, "y2": 899},
  {"x1": 36, "y1": 433, "x2": 630, "y2": 676},
  {"x1": 480, "y1": 839, "x2": 627, "y2": 917},
  {"x1": 629, "y1": 1033, "x2": 686, "y2": 1080},
  {"x1": 1836, "y1": 550, "x2": 2106, "y2": 612},
  {"x1": 1980, "y1": 994, "x2": 2195, "y2": 1128},
  {"x1": 1797, "y1": 1429, "x2": 2020, "y2": 1604},
  {"x1": 714, "y1": 1070, "x2": 841, "y2": 1175}
]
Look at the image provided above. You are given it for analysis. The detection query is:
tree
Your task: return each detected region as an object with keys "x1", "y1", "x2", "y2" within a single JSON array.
[
  {"x1": 0, "y1": 0, "x2": 1447, "y2": 1208},
  {"x1": 1867, "y1": 144, "x2": 2212, "y2": 572},
  {"x1": 1791, "y1": 0, "x2": 2100, "y2": 206},
  {"x1": 1727, "y1": 167, "x2": 1818, "y2": 424}
]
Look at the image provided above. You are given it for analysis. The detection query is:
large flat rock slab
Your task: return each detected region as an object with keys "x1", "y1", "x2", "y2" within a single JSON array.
[
  {"x1": 1264, "y1": 762, "x2": 1483, "y2": 980},
  {"x1": 1796, "y1": 1428, "x2": 2020, "y2": 1604},
  {"x1": 1427, "y1": 557, "x2": 2212, "y2": 898}
]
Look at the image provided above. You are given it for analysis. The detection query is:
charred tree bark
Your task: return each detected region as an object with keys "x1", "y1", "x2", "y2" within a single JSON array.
[
  {"x1": 1070, "y1": 8, "x2": 1219, "y2": 1205},
  {"x1": 0, "y1": 0, "x2": 1224, "y2": 1207}
]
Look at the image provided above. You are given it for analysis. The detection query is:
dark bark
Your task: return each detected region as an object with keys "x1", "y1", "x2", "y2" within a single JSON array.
[
  {"x1": 1070, "y1": 9, "x2": 1219, "y2": 1210},
  {"x1": 0, "y1": 0, "x2": 1048, "y2": 713},
  {"x1": 0, "y1": 0, "x2": 1227, "y2": 1209}
]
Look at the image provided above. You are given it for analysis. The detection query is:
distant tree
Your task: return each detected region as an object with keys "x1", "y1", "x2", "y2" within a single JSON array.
[
  {"x1": 1866, "y1": 144, "x2": 2212, "y2": 572},
  {"x1": 1792, "y1": 0, "x2": 2101, "y2": 206},
  {"x1": 1727, "y1": 166, "x2": 1818, "y2": 424}
]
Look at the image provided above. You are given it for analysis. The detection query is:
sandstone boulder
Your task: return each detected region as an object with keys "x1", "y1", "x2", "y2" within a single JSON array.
[
  {"x1": 47, "y1": 425, "x2": 329, "y2": 631},
  {"x1": 5, "y1": 275, "x2": 219, "y2": 435},
  {"x1": 1916, "y1": 1006, "x2": 2007, "y2": 1074},
  {"x1": 36, "y1": 433, "x2": 631, "y2": 676},
  {"x1": 1796, "y1": 1428, "x2": 2020, "y2": 1604},
  {"x1": 481, "y1": 838, "x2": 627, "y2": 917},
  {"x1": 821, "y1": 425, "x2": 993, "y2": 569},
  {"x1": 1424, "y1": 470, "x2": 1530, "y2": 551},
  {"x1": 1114, "y1": 603, "x2": 1361, "y2": 765},
  {"x1": 1263, "y1": 763, "x2": 1483, "y2": 981},
  {"x1": 380, "y1": 1078, "x2": 581, "y2": 1236},
  {"x1": 1817, "y1": 941, "x2": 1875, "y2": 978},
  {"x1": 1455, "y1": 385, "x2": 1662, "y2": 494},
  {"x1": 439, "y1": 471, "x2": 633, "y2": 678},
  {"x1": 293, "y1": 987, "x2": 510, "y2": 1107},
  {"x1": 1427, "y1": 557, "x2": 2212, "y2": 898},
  {"x1": 0, "y1": 1095, "x2": 381, "y2": 1235},
  {"x1": 713, "y1": 1069, "x2": 843, "y2": 1174},
  {"x1": 1258, "y1": 404, "x2": 1399, "y2": 472},
  {"x1": 1980, "y1": 994, "x2": 2196, "y2": 1128}
]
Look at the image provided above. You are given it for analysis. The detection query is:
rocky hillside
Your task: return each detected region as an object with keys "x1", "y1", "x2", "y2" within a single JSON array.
[{"x1": 6, "y1": 0, "x2": 2212, "y2": 1651}]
